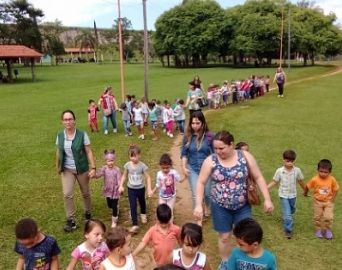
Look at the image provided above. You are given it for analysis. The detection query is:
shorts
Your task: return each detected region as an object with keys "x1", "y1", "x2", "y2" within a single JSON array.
[
  {"x1": 211, "y1": 201, "x2": 251, "y2": 233},
  {"x1": 135, "y1": 120, "x2": 143, "y2": 126},
  {"x1": 150, "y1": 120, "x2": 158, "y2": 130}
]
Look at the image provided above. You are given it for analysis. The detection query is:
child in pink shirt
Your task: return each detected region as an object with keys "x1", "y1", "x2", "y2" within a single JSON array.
[
  {"x1": 88, "y1": 99, "x2": 100, "y2": 132},
  {"x1": 133, "y1": 204, "x2": 181, "y2": 266}
]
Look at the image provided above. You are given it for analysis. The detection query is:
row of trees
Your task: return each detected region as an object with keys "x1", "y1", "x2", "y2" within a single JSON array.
[{"x1": 154, "y1": 0, "x2": 342, "y2": 67}]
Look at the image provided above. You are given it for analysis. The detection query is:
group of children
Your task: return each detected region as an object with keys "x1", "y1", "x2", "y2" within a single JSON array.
[{"x1": 88, "y1": 93, "x2": 186, "y2": 141}]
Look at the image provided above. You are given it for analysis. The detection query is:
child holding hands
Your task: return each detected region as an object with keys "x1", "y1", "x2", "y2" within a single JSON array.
[
  {"x1": 304, "y1": 159, "x2": 339, "y2": 239},
  {"x1": 119, "y1": 145, "x2": 152, "y2": 233},
  {"x1": 94, "y1": 149, "x2": 122, "y2": 228}
]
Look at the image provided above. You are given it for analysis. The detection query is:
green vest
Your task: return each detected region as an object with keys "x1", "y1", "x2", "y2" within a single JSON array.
[{"x1": 57, "y1": 129, "x2": 89, "y2": 174}]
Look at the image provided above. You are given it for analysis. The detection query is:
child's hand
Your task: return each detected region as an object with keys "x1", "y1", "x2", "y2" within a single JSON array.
[
  {"x1": 118, "y1": 186, "x2": 124, "y2": 194},
  {"x1": 303, "y1": 192, "x2": 310, "y2": 197},
  {"x1": 179, "y1": 177, "x2": 185, "y2": 183},
  {"x1": 147, "y1": 188, "x2": 154, "y2": 198}
]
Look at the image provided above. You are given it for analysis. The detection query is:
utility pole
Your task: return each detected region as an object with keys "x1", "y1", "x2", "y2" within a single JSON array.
[
  {"x1": 142, "y1": 0, "x2": 149, "y2": 101},
  {"x1": 117, "y1": 0, "x2": 125, "y2": 102},
  {"x1": 279, "y1": 2, "x2": 285, "y2": 68},
  {"x1": 288, "y1": 6, "x2": 291, "y2": 70}
]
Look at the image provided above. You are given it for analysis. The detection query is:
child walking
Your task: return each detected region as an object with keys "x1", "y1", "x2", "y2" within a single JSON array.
[
  {"x1": 100, "y1": 227, "x2": 136, "y2": 270},
  {"x1": 268, "y1": 149, "x2": 306, "y2": 239},
  {"x1": 304, "y1": 159, "x2": 339, "y2": 239},
  {"x1": 172, "y1": 223, "x2": 211, "y2": 270},
  {"x1": 152, "y1": 153, "x2": 183, "y2": 211},
  {"x1": 132, "y1": 101, "x2": 145, "y2": 140},
  {"x1": 133, "y1": 204, "x2": 181, "y2": 266},
  {"x1": 119, "y1": 145, "x2": 152, "y2": 233},
  {"x1": 220, "y1": 218, "x2": 277, "y2": 270},
  {"x1": 163, "y1": 101, "x2": 174, "y2": 138},
  {"x1": 173, "y1": 99, "x2": 186, "y2": 134},
  {"x1": 88, "y1": 99, "x2": 100, "y2": 132},
  {"x1": 94, "y1": 149, "x2": 122, "y2": 228},
  {"x1": 148, "y1": 101, "x2": 159, "y2": 141},
  {"x1": 67, "y1": 219, "x2": 109, "y2": 270},
  {"x1": 14, "y1": 218, "x2": 61, "y2": 270},
  {"x1": 120, "y1": 103, "x2": 133, "y2": 136}
]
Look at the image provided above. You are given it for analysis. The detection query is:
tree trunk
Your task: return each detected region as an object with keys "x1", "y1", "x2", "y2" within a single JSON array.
[
  {"x1": 31, "y1": 58, "x2": 36, "y2": 81},
  {"x1": 6, "y1": 59, "x2": 13, "y2": 82}
]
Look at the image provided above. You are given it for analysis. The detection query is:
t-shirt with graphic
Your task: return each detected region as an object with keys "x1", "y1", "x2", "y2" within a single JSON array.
[
  {"x1": 71, "y1": 241, "x2": 109, "y2": 270},
  {"x1": 223, "y1": 247, "x2": 276, "y2": 270},
  {"x1": 156, "y1": 169, "x2": 181, "y2": 199},
  {"x1": 124, "y1": 161, "x2": 148, "y2": 189},
  {"x1": 172, "y1": 248, "x2": 206, "y2": 270},
  {"x1": 306, "y1": 174, "x2": 339, "y2": 202},
  {"x1": 14, "y1": 235, "x2": 61, "y2": 270}
]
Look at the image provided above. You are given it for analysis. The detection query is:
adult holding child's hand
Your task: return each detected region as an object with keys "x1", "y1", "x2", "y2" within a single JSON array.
[
  {"x1": 193, "y1": 130, "x2": 273, "y2": 262},
  {"x1": 56, "y1": 110, "x2": 96, "y2": 233}
]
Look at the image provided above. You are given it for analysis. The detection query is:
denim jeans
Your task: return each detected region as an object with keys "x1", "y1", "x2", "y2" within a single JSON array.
[
  {"x1": 123, "y1": 120, "x2": 131, "y2": 134},
  {"x1": 280, "y1": 197, "x2": 296, "y2": 233},
  {"x1": 188, "y1": 168, "x2": 211, "y2": 209},
  {"x1": 103, "y1": 111, "x2": 117, "y2": 132},
  {"x1": 128, "y1": 187, "x2": 146, "y2": 226},
  {"x1": 176, "y1": 120, "x2": 185, "y2": 133}
]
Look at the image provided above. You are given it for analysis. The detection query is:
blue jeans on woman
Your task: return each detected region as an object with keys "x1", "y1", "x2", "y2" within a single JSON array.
[
  {"x1": 103, "y1": 110, "x2": 117, "y2": 132},
  {"x1": 188, "y1": 168, "x2": 211, "y2": 209},
  {"x1": 280, "y1": 197, "x2": 296, "y2": 233}
]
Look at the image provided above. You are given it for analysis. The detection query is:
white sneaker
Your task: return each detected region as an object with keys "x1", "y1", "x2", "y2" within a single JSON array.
[
  {"x1": 111, "y1": 216, "x2": 118, "y2": 228},
  {"x1": 138, "y1": 134, "x2": 142, "y2": 139},
  {"x1": 141, "y1": 134, "x2": 145, "y2": 140},
  {"x1": 125, "y1": 134, "x2": 129, "y2": 137},
  {"x1": 141, "y1": 214, "x2": 147, "y2": 224},
  {"x1": 128, "y1": 225, "x2": 139, "y2": 234},
  {"x1": 104, "y1": 130, "x2": 108, "y2": 135},
  {"x1": 169, "y1": 133, "x2": 174, "y2": 138},
  {"x1": 113, "y1": 128, "x2": 117, "y2": 133}
]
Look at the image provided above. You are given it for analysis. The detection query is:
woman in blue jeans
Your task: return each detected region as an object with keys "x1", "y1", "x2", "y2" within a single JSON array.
[
  {"x1": 98, "y1": 86, "x2": 118, "y2": 135},
  {"x1": 193, "y1": 130, "x2": 274, "y2": 262},
  {"x1": 181, "y1": 111, "x2": 213, "y2": 216}
]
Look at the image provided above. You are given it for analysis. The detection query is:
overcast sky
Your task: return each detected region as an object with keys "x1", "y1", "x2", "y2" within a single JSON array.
[{"x1": 29, "y1": 0, "x2": 342, "y2": 30}]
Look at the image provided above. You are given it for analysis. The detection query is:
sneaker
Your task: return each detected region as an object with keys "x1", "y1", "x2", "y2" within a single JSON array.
[
  {"x1": 140, "y1": 214, "x2": 147, "y2": 224},
  {"x1": 169, "y1": 133, "x2": 174, "y2": 138},
  {"x1": 325, "y1": 229, "x2": 333, "y2": 240},
  {"x1": 64, "y1": 218, "x2": 76, "y2": 232},
  {"x1": 128, "y1": 225, "x2": 139, "y2": 234},
  {"x1": 281, "y1": 95, "x2": 284, "y2": 98},
  {"x1": 140, "y1": 134, "x2": 145, "y2": 140},
  {"x1": 277, "y1": 95, "x2": 281, "y2": 98},
  {"x1": 111, "y1": 216, "x2": 118, "y2": 228},
  {"x1": 315, "y1": 229, "x2": 323, "y2": 239},
  {"x1": 85, "y1": 211, "x2": 92, "y2": 221},
  {"x1": 125, "y1": 134, "x2": 129, "y2": 137},
  {"x1": 129, "y1": 132, "x2": 132, "y2": 136},
  {"x1": 138, "y1": 134, "x2": 142, "y2": 139},
  {"x1": 284, "y1": 231, "x2": 292, "y2": 239},
  {"x1": 104, "y1": 130, "x2": 108, "y2": 135},
  {"x1": 113, "y1": 128, "x2": 117, "y2": 133}
]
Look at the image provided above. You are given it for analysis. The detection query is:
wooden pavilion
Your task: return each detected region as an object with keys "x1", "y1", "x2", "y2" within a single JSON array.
[{"x1": 0, "y1": 45, "x2": 43, "y2": 82}]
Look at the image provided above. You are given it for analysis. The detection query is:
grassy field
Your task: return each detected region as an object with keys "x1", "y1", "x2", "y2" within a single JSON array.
[{"x1": 0, "y1": 62, "x2": 341, "y2": 269}]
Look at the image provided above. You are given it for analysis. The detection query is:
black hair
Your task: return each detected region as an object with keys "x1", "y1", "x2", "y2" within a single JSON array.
[
  {"x1": 235, "y1": 142, "x2": 249, "y2": 150},
  {"x1": 120, "y1": 102, "x2": 127, "y2": 110},
  {"x1": 317, "y1": 159, "x2": 332, "y2": 172},
  {"x1": 233, "y1": 218, "x2": 263, "y2": 245},
  {"x1": 84, "y1": 219, "x2": 106, "y2": 234},
  {"x1": 148, "y1": 101, "x2": 156, "y2": 110},
  {"x1": 106, "y1": 226, "x2": 129, "y2": 251},
  {"x1": 283, "y1": 149, "x2": 296, "y2": 161},
  {"x1": 180, "y1": 223, "x2": 203, "y2": 247},
  {"x1": 159, "y1": 153, "x2": 173, "y2": 166},
  {"x1": 15, "y1": 218, "x2": 38, "y2": 240},
  {"x1": 214, "y1": 130, "x2": 234, "y2": 146},
  {"x1": 61, "y1": 109, "x2": 76, "y2": 120},
  {"x1": 156, "y1": 204, "x2": 172, "y2": 224},
  {"x1": 154, "y1": 264, "x2": 185, "y2": 270},
  {"x1": 178, "y1": 99, "x2": 184, "y2": 105},
  {"x1": 89, "y1": 99, "x2": 95, "y2": 104},
  {"x1": 128, "y1": 144, "x2": 141, "y2": 157}
]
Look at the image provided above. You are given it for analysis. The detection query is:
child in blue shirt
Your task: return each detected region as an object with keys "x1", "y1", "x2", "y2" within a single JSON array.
[
  {"x1": 220, "y1": 218, "x2": 276, "y2": 270},
  {"x1": 14, "y1": 218, "x2": 61, "y2": 270}
]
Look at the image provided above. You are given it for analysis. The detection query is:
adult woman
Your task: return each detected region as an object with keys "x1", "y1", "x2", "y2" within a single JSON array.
[
  {"x1": 98, "y1": 86, "x2": 119, "y2": 134},
  {"x1": 273, "y1": 67, "x2": 286, "y2": 97},
  {"x1": 181, "y1": 111, "x2": 213, "y2": 216},
  {"x1": 55, "y1": 110, "x2": 96, "y2": 232},
  {"x1": 193, "y1": 130, "x2": 273, "y2": 260},
  {"x1": 185, "y1": 81, "x2": 203, "y2": 115}
]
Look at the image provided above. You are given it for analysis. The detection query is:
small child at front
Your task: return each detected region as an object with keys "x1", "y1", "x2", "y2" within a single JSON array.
[
  {"x1": 267, "y1": 149, "x2": 306, "y2": 239},
  {"x1": 100, "y1": 227, "x2": 136, "y2": 270},
  {"x1": 119, "y1": 144, "x2": 152, "y2": 234},
  {"x1": 88, "y1": 99, "x2": 100, "y2": 132},
  {"x1": 152, "y1": 153, "x2": 183, "y2": 211},
  {"x1": 67, "y1": 219, "x2": 109, "y2": 270},
  {"x1": 94, "y1": 149, "x2": 122, "y2": 228},
  {"x1": 220, "y1": 218, "x2": 277, "y2": 270},
  {"x1": 14, "y1": 217, "x2": 61, "y2": 270},
  {"x1": 172, "y1": 223, "x2": 211, "y2": 270},
  {"x1": 133, "y1": 204, "x2": 181, "y2": 266},
  {"x1": 304, "y1": 159, "x2": 339, "y2": 240}
]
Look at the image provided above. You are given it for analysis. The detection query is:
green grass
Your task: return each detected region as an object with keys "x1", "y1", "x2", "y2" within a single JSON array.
[{"x1": 0, "y1": 63, "x2": 340, "y2": 269}]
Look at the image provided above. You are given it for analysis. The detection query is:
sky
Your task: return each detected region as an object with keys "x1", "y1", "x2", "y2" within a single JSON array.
[{"x1": 29, "y1": 0, "x2": 342, "y2": 30}]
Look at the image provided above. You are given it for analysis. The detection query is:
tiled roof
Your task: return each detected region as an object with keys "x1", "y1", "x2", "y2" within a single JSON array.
[{"x1": 0, "y1": 45, "x2": 42, "y2": 58}]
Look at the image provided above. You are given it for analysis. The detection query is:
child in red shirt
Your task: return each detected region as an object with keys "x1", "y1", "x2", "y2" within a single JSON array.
[{"x1": 88, "y1": 99, "x2": 100, "y2": 132}]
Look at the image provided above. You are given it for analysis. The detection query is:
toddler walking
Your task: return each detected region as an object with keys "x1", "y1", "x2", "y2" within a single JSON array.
[
  {"x1": 67, "y1": 219, "x2": 109, "y2": 270},
  {"x1": 304, "y1": 159, "x2": 339, "y2": 239},
  {"x1": 152, "y1": 153, "x2": 183, "y2": 211},
  {"x1": 100, "y1": 227, "x2": 136, "y2": 270},
  {"x1": 119, "y1": 145, "x2": 152, "y2": 233},
  {"x1": 88, "y1": 99, "x2": 100, "y2": 132},
  {"x1": 94, "y1": 149, "x2": 122, "y2": 228}
]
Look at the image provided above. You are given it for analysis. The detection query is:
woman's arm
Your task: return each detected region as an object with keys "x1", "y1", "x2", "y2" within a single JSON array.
[
  {"x1": 84, "y1": 145, "x2": 96, "y2": 178},
  {"x1": 55, "y1": 149, "x2": 60, "y2": 174},
  {"x1": 193, "y1": 156, "x2": 213, "y2": 223},
  {"x1": 244, "y1": 151, "x2": 274, "y2": 213}
]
